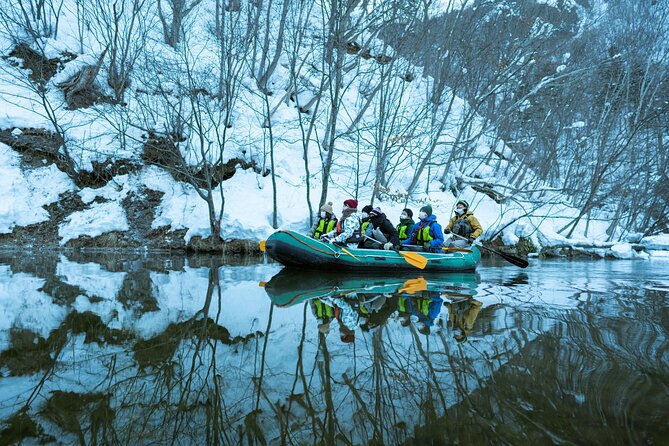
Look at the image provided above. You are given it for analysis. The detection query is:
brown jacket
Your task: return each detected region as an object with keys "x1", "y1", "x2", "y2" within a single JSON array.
[{"x1": 446, "y1": 211, "x2": 483, "y2": 239}]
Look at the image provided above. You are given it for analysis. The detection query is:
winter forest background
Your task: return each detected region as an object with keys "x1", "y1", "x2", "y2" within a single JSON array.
[{"x1": 0, "y1": 0, "x2": 667, "y2": 254}]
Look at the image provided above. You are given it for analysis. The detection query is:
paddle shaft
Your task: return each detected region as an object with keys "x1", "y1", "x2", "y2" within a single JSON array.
[
  {"x1": 362, "y1": 236, "x2": 428, "y2": 269},
  {"x1": 450, "y1": 233, "x2": 528, "y2": 268},
  {"x1": 362, "y1": 235, "x2": 390, "y2": 248}
]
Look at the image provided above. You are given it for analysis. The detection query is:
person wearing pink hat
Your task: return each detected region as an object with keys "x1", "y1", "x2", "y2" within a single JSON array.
[{"x1": 321, "y1": 198, "x2": 362, "y2": 246}]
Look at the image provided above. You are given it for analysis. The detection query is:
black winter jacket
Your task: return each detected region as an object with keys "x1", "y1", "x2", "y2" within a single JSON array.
[{"x1": 368, "y1": 213, "x2": 401, "y2": 246}]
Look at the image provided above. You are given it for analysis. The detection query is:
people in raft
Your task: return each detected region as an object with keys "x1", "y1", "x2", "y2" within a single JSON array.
[
  {"x1": 443, "y1": 200, "x2": 483, "y2": 248},
  {"x1": 401, "y1": 205, "x2": 444, "y2": 252},
  {"x1": 359, "y1": 205, "x2": 401, "y2": 250},
  {"x1": 320, "y1": 199, "x2": 363, "y2": 247},
  {"x1": 309, "y1": 201, "x2": 338, "y2": 240},
  {"x1": 396, "y1": 208, "x2": 415, "y2": 244}
]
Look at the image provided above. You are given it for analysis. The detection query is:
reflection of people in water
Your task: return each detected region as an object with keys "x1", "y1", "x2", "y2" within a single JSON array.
[
  {"x1": 359, "y1": 294, "x2": 398, "y2": 331},
  {"x1": 397, "y1": 292, "x2": 443, "y2": 335},
  {"x1": 310, "y1": 299, "x2": 336, "y2": 335},
  {"x1": 310, "y1": 296, "x2": 360, "y2": 343},
  {"x1": 446, "y1": 298, "x2": 483, "y2": 343}
]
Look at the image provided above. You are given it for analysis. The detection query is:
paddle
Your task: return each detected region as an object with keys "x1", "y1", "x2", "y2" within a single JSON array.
[
  {"x1": 339, "y1": 246, "x2": 360, "y2": 261},
  {"x1": 450, "y1": 233, "x2": 528, "y2": 268},
  {"x1": 321, "y1": 237, "x2": 360, "y2": 261},
  {"x1": 441, "y1": 247, "x2": 472, "y2": 253},
  {"x1": 363, "y1": 236, "x2": 428, "y2": 270},
  {"x1": 259, "y1": 240, "x2": 266, "y2": 252}
]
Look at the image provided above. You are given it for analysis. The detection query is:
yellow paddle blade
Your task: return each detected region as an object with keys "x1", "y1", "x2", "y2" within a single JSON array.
[
  {"x1": 259, "y1": 240, "x2": 266, "y2": 252},
  {"x1": 258, "y1": 281, "x2": 266, "y2": 287},
  {"x1": 399, "y1": 277, "x2": 428, "y2": 294},
  {"x1": 399, "y1": 251, "x2": 428, "y2": 269},
  {"x1": 341, "y1": 247, "x2": 360, "y2": 261}
]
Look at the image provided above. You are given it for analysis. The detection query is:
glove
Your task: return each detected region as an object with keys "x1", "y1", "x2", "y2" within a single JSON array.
[
  {"x1": 444, "y1": 228, "x2": 451, "y2": 234},
  {"x1": 467, "y1": 237, "x2": 474, "y2": 244},
  {"x1": 383, "y1": 242, "x2": 394, "y2": 250},
  {"x1": 319, "y1": 234, "x2": 330, "y2": 241}
]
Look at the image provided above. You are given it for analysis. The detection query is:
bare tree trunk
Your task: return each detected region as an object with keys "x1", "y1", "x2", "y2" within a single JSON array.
[{"x1": 157, "y1": 0, "x2": 203, "y2": 48}]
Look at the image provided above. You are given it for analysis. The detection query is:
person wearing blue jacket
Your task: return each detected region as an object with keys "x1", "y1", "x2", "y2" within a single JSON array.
[{"x1": 401, "y1": 205, "x2": 444, "y2": 252}]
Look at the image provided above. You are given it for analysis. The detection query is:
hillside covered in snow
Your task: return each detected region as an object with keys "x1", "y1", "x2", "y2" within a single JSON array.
[{"x1": 0, "y1": 0, "x2": 667, "y2": 258}]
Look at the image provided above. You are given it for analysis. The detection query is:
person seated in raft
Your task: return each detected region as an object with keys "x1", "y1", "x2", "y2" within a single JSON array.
[
  {"x1": 396, "y1": 208, "x2": 415, "y2": 244},
  {"x1": 359, "y1": 206, "x2": 401, "y2": 250},
  {"x1": 401, "y1": 205, "x2": 444, "y2": 252},
  {"x1": 308, "y1": 201, "x2": 338, "y2": 240},
  {"x1": 321, "y1": 199, "x2": 362, "y2": 247},
  {"x1": 360, "y1": 204, "x2": 373, "y2": 237},
  {"x1": 443, "y1": 200, "x2": 483, "y2": 248}
]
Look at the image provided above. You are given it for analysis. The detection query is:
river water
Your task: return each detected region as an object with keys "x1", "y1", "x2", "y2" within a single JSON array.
[{"x1": 0, "y1": 250, "x2": 667, "y2": 445}]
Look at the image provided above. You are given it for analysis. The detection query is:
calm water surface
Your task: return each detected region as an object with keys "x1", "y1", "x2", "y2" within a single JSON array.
[{"x1": 0, "y1": 250, "x2": 667, "y2": 445}]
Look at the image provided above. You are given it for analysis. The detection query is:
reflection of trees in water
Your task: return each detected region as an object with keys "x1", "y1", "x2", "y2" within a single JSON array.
[
  {"x1": 407, "y1": 290, "x2": 669, "y2": 444},
  {"x1": 0, "y1": 264, "x2": 491, "y2": 445},
  {"x1": 2, "y1": 258, "x2": 667, "y2": 445}
]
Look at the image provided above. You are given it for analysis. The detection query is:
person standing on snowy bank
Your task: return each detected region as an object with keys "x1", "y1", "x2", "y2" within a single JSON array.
[
  {"x1": 402, "y1": 205, "x2": 444, "y2": 252},
  {"x1": 444, "y1": 200, "x2": 483, "y2": 248},
  {"x1": 321, "y1": 199, "x2": 363, "y2": 246},
  {"x1": 309, "y1": 201, "x2": 338, "y2": 240}
]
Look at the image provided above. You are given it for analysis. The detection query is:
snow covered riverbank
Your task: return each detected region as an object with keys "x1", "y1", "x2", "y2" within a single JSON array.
[{"x1": 1, "y1": 139, "x2": 666, "y2": 259}]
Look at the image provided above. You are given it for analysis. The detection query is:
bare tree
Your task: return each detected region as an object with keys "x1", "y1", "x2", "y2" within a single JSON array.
[
  {"x1": 88, "y1": 0, "x2": 153, "y2": 103},
  {"x1": 132, "y1": 3, "x2": 248, "y2": 239},
  {"x1": 156, "y1": 0, "x2": 203, "y2": 48},
  {"x1": 0, "y1": 0, "x2": 65, "y2": 46}
]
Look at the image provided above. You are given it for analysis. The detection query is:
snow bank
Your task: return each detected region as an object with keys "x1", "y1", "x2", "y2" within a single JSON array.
[
  {"x1": 610, "y1": 244, "x2": 648, "y2": 260},
  {"x1": 642, "y1": 234, "x2": 669, "y2": 251},
  {"x1": 58, "y1": 201, "x2": 129, "y2": 245},
  {"x1": 0, "y1": 144, "x2": 74, "y2": 234}
]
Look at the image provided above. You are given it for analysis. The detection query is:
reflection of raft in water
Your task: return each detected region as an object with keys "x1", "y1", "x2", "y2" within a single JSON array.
[
  {"x1": 264, "y1": 230, "x2": 481, "y2": 272},
  {"x1": 263, "y1": 268, "x2": 479, "y2": 307}
]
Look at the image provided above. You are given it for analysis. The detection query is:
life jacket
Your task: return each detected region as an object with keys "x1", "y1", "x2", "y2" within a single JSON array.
[
  {"x1": 452, "y1": 217, "x2": 474, "y2": 237},
  {"x1": 396, "y1": 222, "x2": 411, "y2": 242},
  {"x1": 313, "y1": 300, "x2": 335, "y2": 319},
  {"x1": 313, "y1": 216, "x2": 337, "y2": 239},
  {"x1": 416, "y1": 222, "x2": 435, "y2": 244},
  {"x1": 361, "y1": 221, "x2": 370, "y2": 234}
]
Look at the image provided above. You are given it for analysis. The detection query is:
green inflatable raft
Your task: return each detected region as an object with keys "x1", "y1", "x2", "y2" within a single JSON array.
[{"x1": 264, "y1": 230, "x2": 481, "y2": 272}]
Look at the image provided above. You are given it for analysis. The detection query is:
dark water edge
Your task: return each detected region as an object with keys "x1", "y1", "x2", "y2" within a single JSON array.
[{"x1": 0, "y1": 251, "x2": 667, "y2": 445}]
